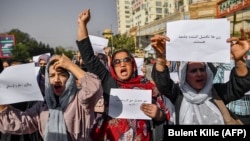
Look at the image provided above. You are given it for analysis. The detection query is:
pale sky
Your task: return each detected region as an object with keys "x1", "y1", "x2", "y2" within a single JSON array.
[{"x1": 0, "y1": 0, "x2": 117, "y2": 49}]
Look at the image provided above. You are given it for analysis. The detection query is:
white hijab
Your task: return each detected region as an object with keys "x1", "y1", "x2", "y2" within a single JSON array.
[{"x1": 178, "y1": 62, "x2": 224, "y2": 125}]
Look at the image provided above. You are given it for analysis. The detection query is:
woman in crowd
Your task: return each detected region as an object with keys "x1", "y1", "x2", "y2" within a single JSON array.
[
  {"x1": 0, "y1": 54, "x2": 103, "y2": 141},
  {"x1": 1, "y1": 59, "x2": 10, "y2": 70},
  {"x1": 37, "y1": 54, "x2": 50, "y2": 96},
  {"x1": 150, "y1": 33, "x2": 250, "y2": 125},
  {"x1": 76, "y1": 9, "x2": 174, "y2": 141},
  {"x1": 212, "y1": 28, "x2": 250, "y2": 124},
  {"x1": 0, "y1": 59, "x2": 3, "y2": 73}
]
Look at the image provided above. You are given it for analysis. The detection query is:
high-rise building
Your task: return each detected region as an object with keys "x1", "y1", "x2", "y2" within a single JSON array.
[
  {"x1": 116, "y1": 0, "x2": 133, "y2": 34},
  {"x1": 116, "y1": 0, "x2": 173, "y2": 35},
  {"x1": 131, "y1": 0, "x2": 169, "y2": 27},
  {"x1": 115, "y1": 0, "x2": 250, "y2": 49}
]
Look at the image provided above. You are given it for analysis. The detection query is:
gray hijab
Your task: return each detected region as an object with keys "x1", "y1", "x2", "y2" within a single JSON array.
[
  {"x1": 178, "y1": 62, "x2": 224, "y2": 125},
  {"x1": 44, "y1": 60, "x2": 78, "y2": 141}
]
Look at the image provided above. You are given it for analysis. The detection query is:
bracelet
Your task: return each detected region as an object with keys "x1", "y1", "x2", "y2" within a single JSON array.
[{"x1": 159, "y1": 108, "x2": 170, "y2": 121}]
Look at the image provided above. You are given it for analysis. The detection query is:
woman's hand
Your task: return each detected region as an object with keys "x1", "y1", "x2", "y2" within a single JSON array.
[
  {"x1": 103, "y1": 47, "x2": 111, "y2": 56},
  {"x1": 77, "y1": 9, "x2": 91, "y2": 41},
  {"x1": 150, "y1": 35, "x2": 170, "y2": 58},
  {"x1": 50, "y1": 54, "x2": 73, "y2": 71},
  {"x1": 77, "y1": 9, "x2": 91, "y2": 26},
  {"x1": 0, "y1": 105, "x2": 7, "y2": 111},
  {"x1": 227, "y1": 28, "x2": 250, "y2": 76},
  {"x1": 228, "y1": 28, "x2": 250, "y2": 61},
  {"x1": 140, "y1": 103, "x2": 164, "y2": 121}
]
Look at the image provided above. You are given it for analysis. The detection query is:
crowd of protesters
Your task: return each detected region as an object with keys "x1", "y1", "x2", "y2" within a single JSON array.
[{"x1": 0, "y1": 8, "x2": 250, "y2": 141}]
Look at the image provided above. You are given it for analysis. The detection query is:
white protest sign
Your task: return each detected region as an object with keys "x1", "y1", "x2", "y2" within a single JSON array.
[
  {"x1": 166, "y1": 18, "x2": 230, "y2": 63},
  {"x1": 0, "y1": 63, "x2": 44, "y2": 104},
  {"x1": 134, "y1": 57, "x2": 144, "y2": 76},
  {"x1": 109, "y1": 88, "x2": 152, "y2": 120},
  {"x1": 89, "y1": 35, "x2": 109, "y2": 54}
]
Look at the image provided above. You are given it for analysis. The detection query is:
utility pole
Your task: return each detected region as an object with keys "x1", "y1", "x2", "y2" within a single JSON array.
[
  {"x1": 139, "y1": 25, "x2": 141, "y2": 49},
  {"x1": 111, "y1": 24, "x2": 114, "y2": 54}
]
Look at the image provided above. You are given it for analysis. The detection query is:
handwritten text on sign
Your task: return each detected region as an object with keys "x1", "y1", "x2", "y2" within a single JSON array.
[
  {"x1": 166, "y1": 18, "x2": 230, "y2": 63},
  {"x1": 0, "y1": 63, "x2": 44, "y2": 104},
  {"x1": 109, "y1": 88, "x2": 152, "y2": 120}
]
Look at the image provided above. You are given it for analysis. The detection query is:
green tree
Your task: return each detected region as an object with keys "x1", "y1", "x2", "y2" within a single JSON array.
[
  {"x1": 11, "y1": 43, "x2": 30, "y2": 61},
  {"x1": 1, "y1": 28, "x2": 76, "y2": 59},
  {"x1": 108, "y1": 34, "x2": 135, "y2": 53},
  {"x1": 7, "y1": 29, "x2": 55, "y2": 57},
  {"x1": 54, "y1": 46, "x2": 74, "y2": 59}
]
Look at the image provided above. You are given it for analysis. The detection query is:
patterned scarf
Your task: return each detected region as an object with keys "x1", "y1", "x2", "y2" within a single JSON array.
[{"x1": 107, "y1": 55, "x2": 155, "y2": 140}]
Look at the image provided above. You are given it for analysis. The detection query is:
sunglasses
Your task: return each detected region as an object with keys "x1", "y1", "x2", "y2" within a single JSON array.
[{"x1": 113, "y1": 57, "x2": 132, "y2": 66}]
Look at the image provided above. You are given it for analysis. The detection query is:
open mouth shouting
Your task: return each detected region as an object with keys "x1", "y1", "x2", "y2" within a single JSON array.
[
  {"x1": 120, "y1": 67, "x2": 128, "y2": 77},
  {"x1": 53, "y1": 84, "x2": 64, "y2": 95}
]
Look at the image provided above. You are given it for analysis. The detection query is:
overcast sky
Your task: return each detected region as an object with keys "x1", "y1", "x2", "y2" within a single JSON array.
[{"x1": 0, "y1": 0, "x2": 117, "y2": 49}]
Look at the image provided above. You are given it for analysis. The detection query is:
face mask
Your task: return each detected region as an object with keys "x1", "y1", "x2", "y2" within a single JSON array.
[{"x1": 39, "y1": 66, "x2": 46, "y2": 75}]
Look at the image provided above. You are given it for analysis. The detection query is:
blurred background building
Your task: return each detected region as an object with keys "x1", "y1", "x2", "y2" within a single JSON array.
[{"x1": 113, "y1": 0, "x2": 250, "y2": 57}]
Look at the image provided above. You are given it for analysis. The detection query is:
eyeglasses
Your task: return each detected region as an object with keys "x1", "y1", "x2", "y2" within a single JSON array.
[{"x1": 113, "y1": 57, "x2": 132, "y2": 66}]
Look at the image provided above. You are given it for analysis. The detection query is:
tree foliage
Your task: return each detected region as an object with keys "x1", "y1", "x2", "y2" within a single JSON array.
[
  {"x1": 11, "y1": 43, "x2": 30, "y2": 62},
  {"x1": 1, "y1": 28, "x2": 74, "y2": 61},
  {"x1": 1, "y1": 28, "x2": 137, "y2": 61},
  {"x1": 108, "y1": 34, "x2": 135, "y2": 54},
  {"x1": 54, "y1": 46, "x2": 74, "y2": 59}
]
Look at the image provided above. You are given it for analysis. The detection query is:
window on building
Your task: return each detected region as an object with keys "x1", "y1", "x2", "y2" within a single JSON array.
[
  {"x1": 156, "y1": 8, "x2": 162, "y2": 13},
  {"x1": 165, "y1": 9, "x2": 169, "y2": 14},
  {"x1": 156, "y1": 1, "x2": 162, "y2": 6},
  {"x1": 164, "y1": 2, "x2": 168, "y2": 7},
  {"x1": 125, "y1": 1, "x2": 130, "y2": 4}
]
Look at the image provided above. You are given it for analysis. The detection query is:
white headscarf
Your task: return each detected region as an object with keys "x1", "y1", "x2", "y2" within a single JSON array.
[{"x1": 178, "y1": 62, "x2": 224, "y2": 125}]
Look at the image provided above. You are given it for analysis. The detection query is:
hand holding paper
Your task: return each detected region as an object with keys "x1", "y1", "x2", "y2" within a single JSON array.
[{"x1": 0, "y1": 63, "x2": 44, "y2": 105}]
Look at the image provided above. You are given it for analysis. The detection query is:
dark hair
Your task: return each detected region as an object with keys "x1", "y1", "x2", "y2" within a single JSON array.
[
  {"x1": 0, "y1": 59, "x2": 3, "y2": 73},
  {"x1": 47, "y1": 59, "x2": 69, "y2": 77},
  {"x1": 47, "y1": 59, "x2": 57, "y2": 73},
  {"x1": 111, "y1": 49, "x2": 134, "y2": 67},
  {"x1": 8, "y1": 58, "x2": 26, "y2": 66}
]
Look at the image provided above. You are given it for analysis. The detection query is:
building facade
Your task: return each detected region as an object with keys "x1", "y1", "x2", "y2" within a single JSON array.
[{"x1": 115, "y1": 0, "x2": 250, "y2": 49}]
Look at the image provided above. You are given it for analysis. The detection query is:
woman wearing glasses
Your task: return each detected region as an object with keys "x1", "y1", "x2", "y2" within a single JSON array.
[{"x1": 76, "y1": 9, "x2": 174, "y2": 141}]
